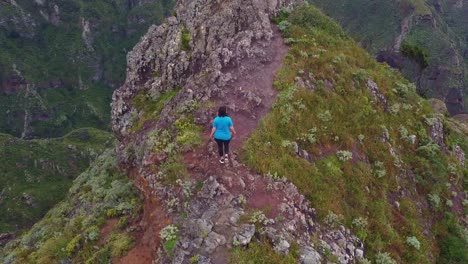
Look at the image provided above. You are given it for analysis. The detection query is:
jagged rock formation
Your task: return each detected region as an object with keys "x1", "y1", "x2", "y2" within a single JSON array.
[
  {"x1": 113, "y1": 0, "x2": 299, "y2": 136},
  {"x1": 112, "y1": 0, "x2": 365, "y2": 263}
]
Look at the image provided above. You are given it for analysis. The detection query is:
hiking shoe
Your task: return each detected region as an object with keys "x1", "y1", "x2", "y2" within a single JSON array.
[
  {"x1": 224, "y1": 154, "x2": 229, "y2": 160},
  {"x1": 219, "y1": 158, "x2": 225, "y2": 164}
]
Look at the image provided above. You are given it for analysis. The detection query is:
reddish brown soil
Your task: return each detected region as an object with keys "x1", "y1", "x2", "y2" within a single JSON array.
[
  {"x1": 114, "y1": 169, "x2": 170, "y2": 264},
  {"x1": 99, "y1": 218, "x2": 118, "y2": 246}
]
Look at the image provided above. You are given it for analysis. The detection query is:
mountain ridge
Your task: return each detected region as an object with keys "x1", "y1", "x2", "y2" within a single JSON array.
[{"x1": 1, "y1": 1, "x2": 466, "y2": 263}]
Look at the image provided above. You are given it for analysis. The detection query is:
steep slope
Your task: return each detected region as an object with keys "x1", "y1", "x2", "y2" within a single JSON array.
[
  {"x1": 244, "y1": 5, "x2": 468, "y2": 263},
  {"x1": 0, "y1": 0, "x2": 175, "y2": 138},
  {"x1": 0, "y1": 128, "x2": 113, "y2": 243},
  {"x1": 0, "y1": 149, "x2": 141, "y2": 263},
  {"x1": 307, "y1": 0, "x2": 467, "y2": 115}
]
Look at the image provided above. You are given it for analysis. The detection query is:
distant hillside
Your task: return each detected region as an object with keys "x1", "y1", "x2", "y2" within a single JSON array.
[
  {"x1": 307, "y1": 0, "x2": 467, "y2": 115},
  {"x1": 0, "y1": 0, "x2": 175, "y2": 138},
  {"x1": 0, "y1": 149, "x2": 141, "y2": 263},
  {"x1": 0, "y1": 128, "x2": 113, "y2": 239}
]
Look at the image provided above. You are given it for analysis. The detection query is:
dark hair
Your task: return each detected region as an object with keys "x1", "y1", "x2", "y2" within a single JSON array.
[{"x1": 218, "y1": 106, "x2": 228, "y2": 117}]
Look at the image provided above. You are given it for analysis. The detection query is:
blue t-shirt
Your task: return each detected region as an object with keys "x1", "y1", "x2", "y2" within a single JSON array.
[{"x1": 213, "y1": 116, "x2": 233, "y2": 140}]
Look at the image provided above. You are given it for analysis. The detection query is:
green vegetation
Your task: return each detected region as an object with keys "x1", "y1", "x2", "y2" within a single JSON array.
[
  {"x1": 0, "y1": 0, "x2": 176, "y2": 138},
  {"x1": 0, "y1": 150, "x2": 140, "y2": 263},
  {"x1": 0, "y1": 128, "x2": 113, "y2": 234},
  {"x1": 131, "y1": 88, "x2": 181, "y2": 132},
  {"x1": 230, "y1": 240, "x2": 298, "y2": 264},
  {"x1": 400, "y1": 42, "x2": 429, "y2": 69},
  {"x1": 180, "y1": 26, "x2": 192, "y2": 51},
  {"x1": 243, "y1": 5, "x2": 467, "y2": 263},
  {"x1": 160, "y1": 224, "x2": 179, "y2": 259}
]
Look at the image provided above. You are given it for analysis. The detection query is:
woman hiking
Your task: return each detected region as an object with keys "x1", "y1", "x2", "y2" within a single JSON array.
[{"x1": 209, "y1": 106, "x2": 236, "y2": 164}]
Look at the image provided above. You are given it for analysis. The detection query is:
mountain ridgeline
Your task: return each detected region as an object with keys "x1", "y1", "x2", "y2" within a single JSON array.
[
  {"x1": 1, "y1": 1, "x2": 467, "y2": 264},
  {"x1": 0, "y1": 0, "x2": 175, "y2": 138}
]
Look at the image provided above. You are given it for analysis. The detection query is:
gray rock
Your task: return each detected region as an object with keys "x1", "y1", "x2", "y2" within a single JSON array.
[
  {"x1": 300, "y1": 246, "x2": 321, "y2": 264},
  {"x1": 429, "y1": 117, "x2": 446, "y2": 150},
  {"x1": 274, "y1": 239, "x2": 290, "y2": 254},
  {"x1": 366, "y1": 79, "x2": 389, "y2": 111},
  {"x1": 198, "y1": 255, "x2": 211, "y2": 264},
  {"x1": 197, "y1": 219, "x2": 214, "y2": 234},
  {"x1": 292, "y1": 141, "x2": 299, "y2": 154},
  {"x1": 355, "y1": 248, "x2": 364, "y2": 259},
  {"x1": 204, "y1": 231, "x2": 226, "y2": 253},
  {"x1": 233, "y1": 224, "x2": 256, "y2": 246},
  {"x1": 452, "y1": 145, "x2": 465, "y2": 167}
]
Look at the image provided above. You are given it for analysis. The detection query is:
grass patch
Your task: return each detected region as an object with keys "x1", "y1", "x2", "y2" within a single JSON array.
[
  {"x1": 180, "y1": 26, "x2": 191, "y2": 51},
  {"x1": 230, "y1": 240, "x2": 297, "y2": 264},
  {"x1": 131, "y1": 87, "x2": 181, "y2": 132}
]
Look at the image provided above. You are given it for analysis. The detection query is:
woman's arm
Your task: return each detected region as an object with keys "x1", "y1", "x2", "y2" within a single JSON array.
[
  {"x1": 209, "y1": 127, "x2": 216, "y2": 139},
  {"x1": 230, "y1": 126, "x2": 236, "y2": 137}
]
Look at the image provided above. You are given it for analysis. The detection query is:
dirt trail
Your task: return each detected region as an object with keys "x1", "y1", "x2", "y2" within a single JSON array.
[
  {"x1": 218, "y1": 27, "x2": 288, "y2": 150},
  {"x1": 115, "y1": 169, "x2": 170, "y2": 264},
  {"x1": 179, "y1": 28, "x2": 290, "y2": 263}
]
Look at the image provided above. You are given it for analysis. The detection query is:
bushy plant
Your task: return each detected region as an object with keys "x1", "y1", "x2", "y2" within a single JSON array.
[
  {"x1": 86, "y1": 226, "x2": 100, "y2": 241},
  {"x1": 180, "y1": 27, "x2": 191, "y2": 51},
  {"x1": 352, "y1": 217, "x2": 368, "y2": 230},
  {"x1": 373, "y1": 161, "x2": 386, "y2": 178},
  {"x1": 109, "y1": 233, "x2": 133, "y2": 258},
  {"x1": 336, "y1": 150, "x2": 352, "y2": 162},
  {"x1": 317, "y1": 110, "x2": 332, "y2": 122},
  {"x1": 406, "y1": 236, "x2": 421, "y2": 250},
  {"x1": 416, "y1": 142, "x2": 440, "y2": 157},
  {"x1": 428, "y1": 193, "x2": 441, "y2": 209},
  {"x1": 393, "y1": 82, "x2": 416, "y2": 98},
  {"x1": 65, "y1": 234, "x2": 82, "y2": 256},
  {"x1": 250, "y1": 211, "x2": 269, "y2": 225},
  {"x1": 324, "y1": 211, "x2": 342, "y2": 227},
  {"x1": 375, "y1": 252, "x2": 397, "y2": 264},
  {"x1": 160, "y1": 225, "x2": 179, "y2": 241},
  {"x1": 278, "y1": 20, "x2": 292, "y2": 33},
  {"x1": 446, "y1": 200, "x2": 453, "y2": 208}
]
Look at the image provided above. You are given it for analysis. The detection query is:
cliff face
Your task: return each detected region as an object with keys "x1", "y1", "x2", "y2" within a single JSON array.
[{"x1": 0, "y1": 0, "x2": 175, "y2": 138}]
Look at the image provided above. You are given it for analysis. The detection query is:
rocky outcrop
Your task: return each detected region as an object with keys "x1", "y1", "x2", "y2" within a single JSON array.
[
  {"x1": 429, "y1": 117, "x2": 446, "y2": 151},
  {"x1": 112, "y1": 0, "x2": 299, "y2": 137},
  {"x1": 366, "y1": 79, "x2": 389, "y2": 112}
]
